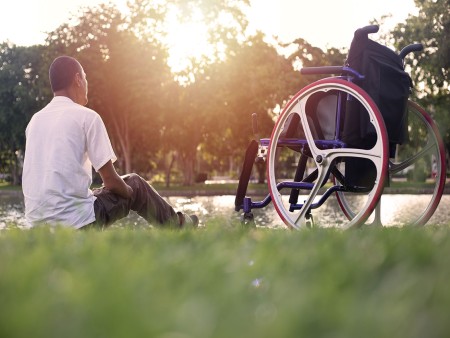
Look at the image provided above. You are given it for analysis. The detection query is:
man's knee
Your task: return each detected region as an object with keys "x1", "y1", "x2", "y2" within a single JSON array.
[{"x1": 124, "y1": 173, "x2": 147, "y2": 190}]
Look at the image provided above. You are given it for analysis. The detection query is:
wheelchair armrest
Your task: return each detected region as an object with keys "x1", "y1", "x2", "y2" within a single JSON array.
[
  {"x1": 300, "y1": 66, "x2": 344, "y2": 75},
  {"x1": 300, "y1": 66, "x2": 364, "y2": 80}
]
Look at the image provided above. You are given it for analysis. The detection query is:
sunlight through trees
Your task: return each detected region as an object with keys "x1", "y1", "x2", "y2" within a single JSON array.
[{"x1": 0, "y1": 0, "x2": 447, "y2": 186}]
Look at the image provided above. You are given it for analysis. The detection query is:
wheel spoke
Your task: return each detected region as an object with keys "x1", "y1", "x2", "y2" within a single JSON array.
[
  {"x1": 389, "y1": 142, "x2": 435, "y2": 175},
  {"x1": 293, "y1": 166, "x2": 329, "y2": 227},
  {"x1": 336, "y1": 100, "x2": 445, "y2": 227}
]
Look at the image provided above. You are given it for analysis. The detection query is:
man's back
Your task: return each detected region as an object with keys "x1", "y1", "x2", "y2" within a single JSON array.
[
  {"x1": 23, "y1": 96, "x2": 115, "y2": 228},
  {"x1": 22, "y1": 55, "x2": 192, "y2": 229}
]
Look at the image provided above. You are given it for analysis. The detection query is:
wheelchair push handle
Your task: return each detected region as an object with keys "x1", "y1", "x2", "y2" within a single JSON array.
[
  {"x1": 399, "y1": 43, "x2": 423, "y2": 59},
  {"x1": 300, "y1": 25, "x2": 379, "y2": 78},
  {"x1": 355, "y1": 25, "x2": 423, "y2": 60},
  {"x1": 354, "y1": 25, "x2": 379, "y2": 37}
]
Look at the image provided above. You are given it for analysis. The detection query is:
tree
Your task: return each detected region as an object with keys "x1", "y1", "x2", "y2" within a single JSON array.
[
  {"x1": 389, "y1": 0, "x2": 450, "y2": 150},
  {"x1": 2, "y1": 0, "x2": 352, "y2": 187},
  {"x1": 185, "y1": 33, "x2": 346, "y2": 184},
  {"x1": 0, "y1": 44, "x2": 50, "y2": 184},
  {"x1": 128, "y1": 0, "x2": 250, "y2": 70},
  {"x1": 128, "y1": 0, "x2": 251, "y2": 185},
  {"x1": 391, "y1": 0, "x2": 449, "y2": 94},
  {"x1": 200, "y1": 33, "x2": 297, "y2": 181},
  {"x1": 45, "y1": 4, "x2": 171, "y2": 174}
]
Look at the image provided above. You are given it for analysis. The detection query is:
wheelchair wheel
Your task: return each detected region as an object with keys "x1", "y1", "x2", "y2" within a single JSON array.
[
  {"x1": 267, "y1": 78, "x2": 389, "y2": 229},
  {"x1": 337, "y1": 100, "x2": 446, "y2": 226}
]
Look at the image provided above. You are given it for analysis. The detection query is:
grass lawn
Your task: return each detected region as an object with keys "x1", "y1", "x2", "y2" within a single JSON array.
[
  {"x1": 1, "y1": 222, "x2": 450, "y2": 338},
  {"x1": 0, "y1": 182, "x2": 21, "y2": 191}
]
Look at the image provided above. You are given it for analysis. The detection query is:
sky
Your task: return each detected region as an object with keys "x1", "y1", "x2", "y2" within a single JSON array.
[{"x1": 0, "y1": 0, "x2": 418, "y2": 49}]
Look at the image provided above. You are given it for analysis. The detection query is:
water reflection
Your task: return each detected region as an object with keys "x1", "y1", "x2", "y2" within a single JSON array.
[
  {"x1": 0, "y1": 193, "x2": 28, "y2": 229},
  {"x1": 1, "y1": 191, "x2": 448, "y2": 229},
  {"x1": 167, "y1": 195, "x2": 285, "y2": 228}
]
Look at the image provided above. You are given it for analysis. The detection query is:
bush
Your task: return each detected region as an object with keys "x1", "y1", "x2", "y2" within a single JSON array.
[
  {"x1": 406, "y1": 160, "x2": 428, "y2": 182},
  {"x1": 195, "y1": 172, "x2": 208, "y2": 183}
]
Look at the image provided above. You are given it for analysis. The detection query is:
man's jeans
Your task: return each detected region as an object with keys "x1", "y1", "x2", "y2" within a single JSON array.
[{"x1": 89, "y1": 174, "x2": 178, "y2": 228}]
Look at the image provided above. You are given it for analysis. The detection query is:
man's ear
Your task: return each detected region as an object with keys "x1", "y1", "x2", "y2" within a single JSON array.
[{"x1": 74, "y1": 73, "x2": 82, "y2": 86}]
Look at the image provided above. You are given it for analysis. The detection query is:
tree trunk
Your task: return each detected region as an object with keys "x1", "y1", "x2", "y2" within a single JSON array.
[
  {"x1": 11, "y1": 161, "x2": 21, "y2": 185},
  {"x1": 111, "y1": 113, "x2": 132, "y2": 173},
  {"x1": 228, "y1": 155, "x2": 234, "y2": 177},
  {"x1": 164, "y1": 152, "x2": 177, "y2": 188},
  {"x1": 180, "y1": 153, "x2": 195, "y2": 186},
  {"x1": 6, "y1": 148, "x2": 22, "y2": 185},
  {"x1": 11, "y1": 153, "x2": 22, "y2": 185},
  {"x1": 256, "y1": 160, "x2": 266, "y2": 184}
]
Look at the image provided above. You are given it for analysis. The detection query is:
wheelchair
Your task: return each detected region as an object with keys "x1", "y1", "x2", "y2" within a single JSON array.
[{"x1": 235, "y1": 25, "x2": 446, "y2": 229}]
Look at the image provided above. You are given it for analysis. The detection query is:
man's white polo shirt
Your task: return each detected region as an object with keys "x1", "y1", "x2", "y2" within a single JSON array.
[{"x1": 22, "y1": 96, "x2": 117, "y2": 228}]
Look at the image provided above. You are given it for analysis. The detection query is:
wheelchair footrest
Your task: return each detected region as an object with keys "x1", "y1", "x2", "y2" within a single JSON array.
[{"x1": 235, "y1": 140, "x2": 259, "y2": 211}]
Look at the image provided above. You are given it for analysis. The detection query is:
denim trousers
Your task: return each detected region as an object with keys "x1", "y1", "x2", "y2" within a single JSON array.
[{"x1": 89, "y1": 173, "x2": 178, "y2": 228}]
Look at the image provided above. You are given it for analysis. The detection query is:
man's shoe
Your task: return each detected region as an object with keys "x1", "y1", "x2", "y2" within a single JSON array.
[{"x1": 177, "y1": 212, "x2": 199, "y2": 228}]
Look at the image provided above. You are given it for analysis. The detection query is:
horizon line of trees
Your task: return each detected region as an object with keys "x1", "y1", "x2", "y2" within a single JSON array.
[{"x1": 0, "y1": 0, "x2": 448, "y2": 186}]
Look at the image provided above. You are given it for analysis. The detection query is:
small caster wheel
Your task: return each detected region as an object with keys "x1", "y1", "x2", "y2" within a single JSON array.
[{"x1": 241, "y1": 212, "x2": 256, "y2": 227}]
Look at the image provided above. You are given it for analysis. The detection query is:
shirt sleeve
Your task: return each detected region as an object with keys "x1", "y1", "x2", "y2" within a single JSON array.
[{"x1": 86, "y1": 114, "x2": 117, "y2": 172}]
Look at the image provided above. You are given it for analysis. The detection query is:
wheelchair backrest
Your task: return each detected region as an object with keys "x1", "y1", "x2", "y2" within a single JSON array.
[
  {"x1": 346, "y1": 33, "x2": 412, "y2": 146},
  {"x1": 282, "y1": 31, "x2": 412, "y2": 155},
  {"x1": 281, "y1": 91, "x2": 338, "y2": 143}
]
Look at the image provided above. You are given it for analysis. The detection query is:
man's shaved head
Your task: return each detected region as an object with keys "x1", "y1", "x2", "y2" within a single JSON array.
[{"x1": 49, "y1": 56, "x2": 82, "y2": 92}]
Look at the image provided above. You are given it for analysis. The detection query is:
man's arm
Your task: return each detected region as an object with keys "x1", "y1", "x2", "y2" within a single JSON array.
[{"x1": 98, "y1": 160, "x2": 133, "y2": 199}]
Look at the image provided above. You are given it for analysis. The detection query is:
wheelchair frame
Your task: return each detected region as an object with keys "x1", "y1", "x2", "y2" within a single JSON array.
[{"x1": 234, "y1": 25, "x2": 446, "y2": 229}]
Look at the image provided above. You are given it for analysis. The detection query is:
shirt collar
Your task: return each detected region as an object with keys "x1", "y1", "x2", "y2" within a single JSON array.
[{"x1": 51, "y1": 96, "x2": 75, "y2": 104}]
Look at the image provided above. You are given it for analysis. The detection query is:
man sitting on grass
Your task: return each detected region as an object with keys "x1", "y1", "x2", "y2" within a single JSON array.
[{"x1": 22, "y1": 56, "x2": 198, "y2": 229}]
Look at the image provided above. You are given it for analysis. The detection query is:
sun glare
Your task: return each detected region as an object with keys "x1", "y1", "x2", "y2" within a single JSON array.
[{"x1": 164, "y1": 7, "x2": 214, "y2": 75}]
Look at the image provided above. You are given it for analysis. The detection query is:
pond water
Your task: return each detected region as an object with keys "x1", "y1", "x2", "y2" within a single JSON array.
[{"x1": 1, "y1": 191, "x2": 449, "y2": 229}]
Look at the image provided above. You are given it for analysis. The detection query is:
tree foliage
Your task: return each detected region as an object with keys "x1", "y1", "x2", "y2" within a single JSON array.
[
  {"x1": 389, "y1": 0, "x2": 450, "y2": 151},
  {"x1": 44, "y1": 4, "x2": 171, "y2": 174},
  {"x1": 391, "y1": 0, "x2": 449, "y2": 93},
  {"x1": 4, "y1": 0, "x2": 445, "y2": 186},
  {"x1": 0, "y1": 44, "x2": 49, "y2": 184}
]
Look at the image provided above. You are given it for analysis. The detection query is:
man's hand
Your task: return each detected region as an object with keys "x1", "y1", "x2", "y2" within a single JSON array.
[{"x1": 98, "y1": 160, "x2": 133, "y2": 199}]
